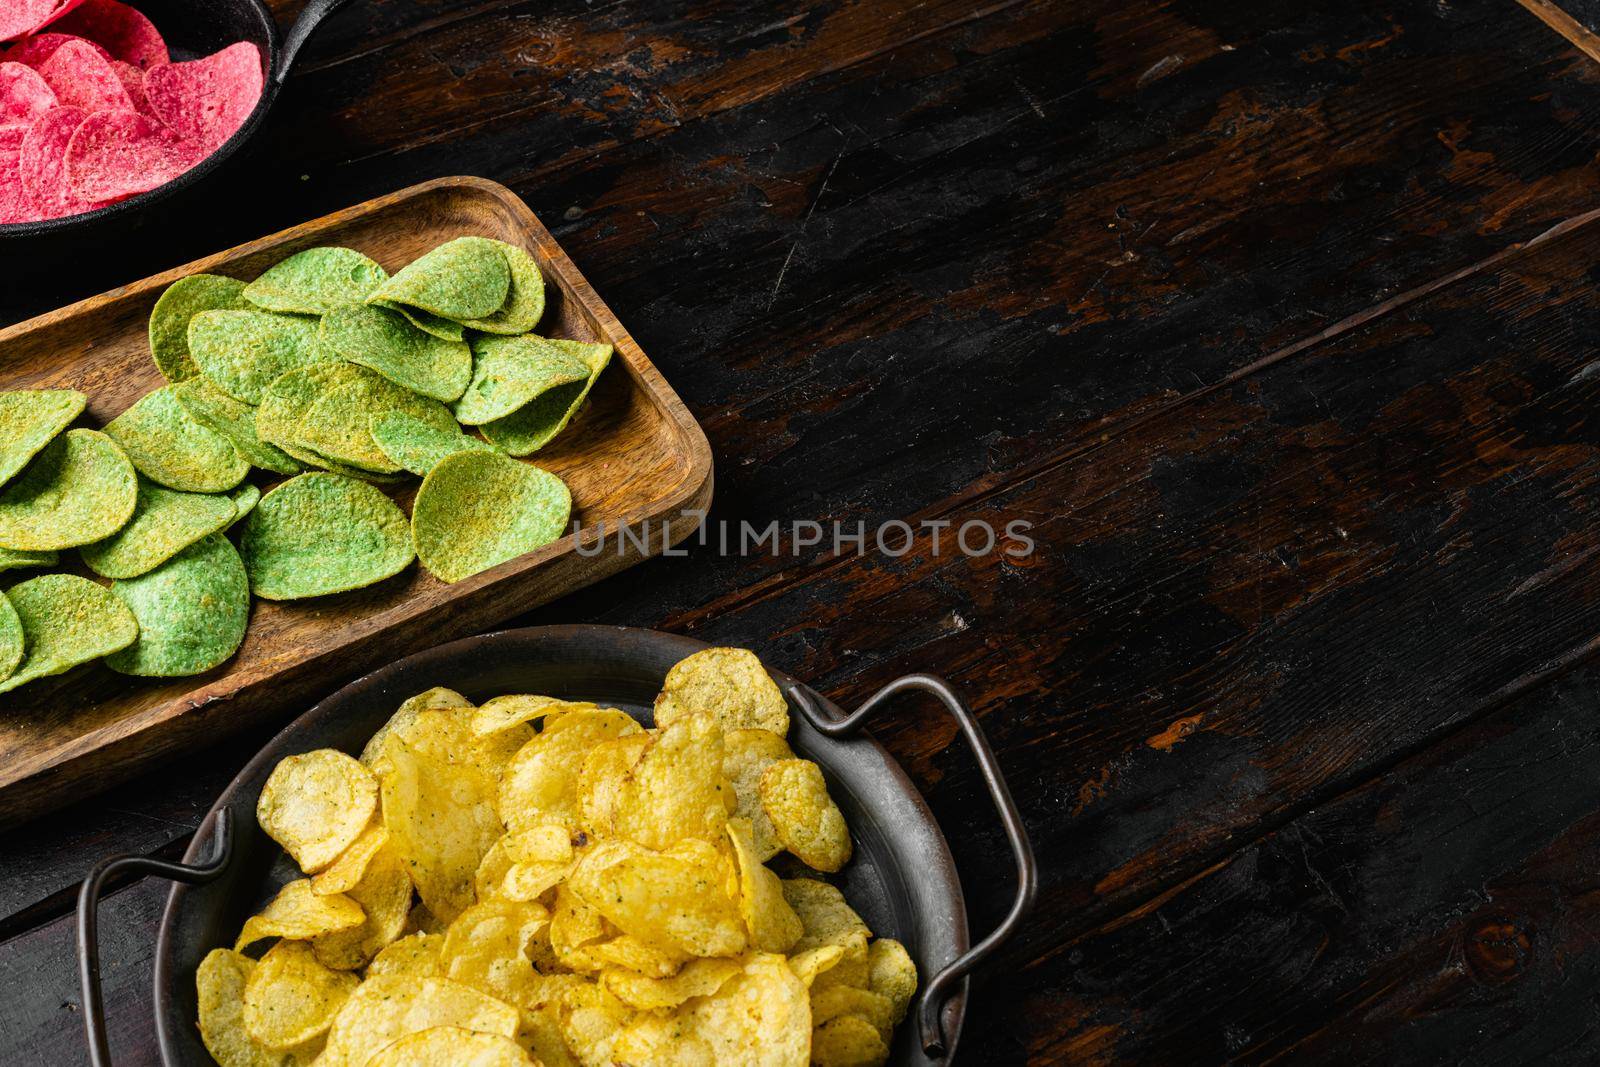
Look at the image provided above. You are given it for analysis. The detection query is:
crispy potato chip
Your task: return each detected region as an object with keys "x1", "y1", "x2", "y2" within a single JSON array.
[
  {"x1": 104, "y1": 533, "x2": 250, "y2": 677},
  {"x1": 312, "y1": 846, "x2": 416, "y2": 970},
  {"x1": 299, "y1": 370, "x2": 457, "y2": 474},
  {"x1": 0, "y1": 428, "x2": 137, "y2": 551},
  {"x1": 413, "y1": 451, "x2": 571, "y2": 584},
  {"x1": 440, "y1": 897, "x2": 549, "y2": 1003},
  {"x1": 245, "y1": 247, "x2": 387, "y2": 315},
  {"x1": 787, "y1": 945, "x2": 845, "y2": 989},
  {"x1": 497, "y1": 822, "x2": 579, "y2": 902},
  {"x1": 681, "y1": 953, "x2": 811, "y2": 1067},
  {"x1": 811, "y1": 1014, "x2": 889, "y2": 1067},
  {"x1": 0, "y1": 388, "x2": 85, "y2": 489},
  {"x1": 366, "y1": 931, "x2": 443, "y2": 979},
  {"x1": 587, "y1": 932, "x2": 689, "y2": 979},
  {"x1": 0, "y1": 573, "x2": 137, "y2": 694},
  {"x1": 79, "y1": 479, "x2": 235, "y2": 579},
  {"x1": 470, "y1": 694, "x2": 588, "y2": 737},
  {"x1": 761, "y1": 759, "x2": 853, "y2": 873},
  {"x1": 499, "y1": 708, "x2": 641, "y2": 831},
  {"x1": 239, "y1": 473, "x2": 414, "y2": 600},
  {"x1": 867, "y1": 938, "x2": 916, "y2": 1023},
  {"x1": 472, "y1": 836, "x2": 515, "y2": 904},
  {"x1": 0, "y1": 588, "x2": 21, "y2": 683},
  {"x1": 318, "y1": 974, "x2": 519, "y2": 1067},
  {"x1": 254, "y1": 361, "x2": 365, "y2": 457},
  {"x1": 143, "y1": 40, "x2": 261, "y2": 154},
  {"x1": 655, "y1": 647, "x2": 790, "y2": 736},
  {"x1": 196, "y1": 949, "x2": 298, "y2": 1067},
  {"x1": 451, "y1": 334, "x2": 588, "y2": 426},
  {"x1": 231, "y1": 482, "x2": 261, "y2": 523},
  {"x1": 373, "y1": 299, "x2": 466, "y2": 342},
  {"x1": 611, "y1": 713, "x2": 732, "y2": 851},
  {"x1": 457, "y1": 240, "x2": 544, "y2": 335},
  {"x1": 782, "y1": 880, "x2": 869, "y2": 990},
  {"x1": 611, "y1": 1014, "x2": 716, "y2": 1066},
  {"x1": 812, "y1": 985, "x2": 896, "y2": 1041},
  {"x1": 480, "y1": 339, "x2": 612, "y2": 457},
  {"x1": 406, "y1": 902, "x2": 447, "y2": 936},
  {"x1": 169, "y1": 375, "x2": 303, "y2": 475},
  {"x1": 235, "y1": 879, "x2": 364, "y2": 952},
  {"x1": 320, "y1": 303, "x2": 471, "y2": 402},
  {"x1": 602, "y1": 957, "x2": 743, "y2": 1012},
  {"x1": 242, "y1": 940, "x2": 358, "y2": 1051},
  {"x1": 104, "y1": 385, "x2": 248, "y2": 493},
  {"x1": 380, "y1": 733, "x2": 501, "y2": 924},
  {"x1": 576, "y1": 732, "x2": 651, "y2": 838},
  {"x1": 367, "y1": 1026, "x2": 533, "y2": 1067},
  {"x1": 569, "y1": 839, "x2": 746, "y2": 959},
  {"x1": 370, "y1": 411, "x2": 492, "y2": 477},
  {"x1": 385, "y1": 704, "x2": 530, "y2": 782},
  {"x1": 549, "y1": 978, "x2": 634, "y2": 1067},
  {"x1": 257, "y1": 749, "x2": 378, "y2": 873},
  {"x1": 549, "y1": 884, "x2": 610, "y2": 974},
  {"x1": 312, "y1": 824, "x2": 387, "y2": 895},
  {"x1": 149, "y1": 274, "x2": 249, "y2": 383},
  {"x1": 722, "y1": 729, "x2": 795, "y2": 862},
  {"x1": 360, "y1": 687, "x2": 471, "y2": 771},
  {"x1": 369, "y1": 236, "x2": 511, "y2": 321},
  {"x1": 189, "y1": 310, "x2": 327, "y2": 405},
  {"x1": 727, "y1": 819, "x2": 803, "y2": 954},
  {"x1": 0, "y1": 546, "x2": 57, "y2": 573}
]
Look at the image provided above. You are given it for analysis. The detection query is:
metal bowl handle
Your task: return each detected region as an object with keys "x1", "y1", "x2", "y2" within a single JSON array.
[
  {"x1": 76, "y1": 809, "x2": 235, "y2": 1067},
  {"x1": 787, "y1": 674, "x2": 1038, "y2": 1058},
  {"x1": 277, "y1": 0, "x2": 359, "y2": 83}
]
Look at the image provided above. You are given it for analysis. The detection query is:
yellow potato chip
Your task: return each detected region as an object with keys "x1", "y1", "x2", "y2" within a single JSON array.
[
  {"x1": 569, "y1": 839, "x2": 746, "y2": 959},
  {"x1": 473, "y1": 836, "x2": 516, "y2": 904},
  {"x1": 196, "y1": 949, "x2": 298, "y2": 1067},
  {"x1": 587, "y1": 932, "x2": 688, "y2": 978},
  {"x1": 311, "y1": 846, "x2": 413, "y2": 970},
  {"x1": 787, "y1": 945, "x2": 846, "y2": 989},
  {"x1": 243, "y1": 940, "x2": 359, "y2": 1051},
  {"x1": 782, "y1": 879, "x2": 871, "y2": 990},
  {"x1": 552, "y1": 978, "x2": 633, "y2": 1067},
  {"x1": 498, "y1": 708, "x2": 641, "y2": 831},
  {"x1": 311, "y1": 823, "x2": 388, "y2": 896},
  {"x1": 812, "y1": 985, "x2": 896, "y2": 1042},
  {"x1": 318, "y1": 975, "x2": 519, "y2": 1067},
  {"x1": 440, "y1": 897, "x2": 549, "y2": 1003},
  {"x1": 680, "y1": 953, "x2": 811, "y2": 1067},
  {"x1": 601, "y1": 956, "x2": 743, "y2": 1011},
  {"x1": 235, "y1": 879, "x2": 364, "y2": 952},
  {"x1": 472, "y1": 694, "x2": 600, "y2": 736},
  {"x1": 722, "y1": 728, "x2": 794, "y2": 862},
  {"x1": 611, "y1": 1014, "x2": 716, "y2": 1066},
  {"x1": 361, "y1": 687, "x2": 473, "y2": 773},
  {"x1": 366, "y1": 1026, "x2": 533, "y2": 1066},
  {"x1": 654, "y1": 647, "x2": 790, "y2": 735},
  {"x1": 406, "y1": 901, "x2": 446, "y2": 936},
  {"x1": 760, "y1": 759, "x2": 853, "y2": 873},
  {"x1": 727, "y1": 819, "x2": 802, "y2": 954},
  {"x1": 811, "y1": 1014, "x2": 889, "y2": 1067},
  {"x1": 380, "y1": 733, "x2": 502, "y2": 925},
  {"x1": 256, "y1": 749, "x2": 378, "y2": 874},
  {"x1": 500, "y1": 823, "x2": 579, "y2": 903},
  {"x1": 610, "y1": 713, "x2": 733, "y2": 851},
  {"x1": 549, "y1": 884, "x2": 610, "y2": 974},
  {"x1": 576, "y1": 732, "x2": 651, "y2": 838},
  {"x1": 366, "y1": 932, "x2": 443, "y2": 979},
  {"x1": 866, "y1": 938, "x2": 917, "y2": 1024}
]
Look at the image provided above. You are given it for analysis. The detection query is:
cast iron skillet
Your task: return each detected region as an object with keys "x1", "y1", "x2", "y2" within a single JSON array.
[
  {"x1": 76, "y1": 625, "x2": 1036, "y2": 1066},
  {"x1": 0, "y1": 0, "x2": 353, "y2": 240}
]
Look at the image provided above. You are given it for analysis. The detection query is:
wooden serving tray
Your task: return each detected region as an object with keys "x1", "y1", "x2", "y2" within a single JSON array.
[{"x1": 0, "y1": 177, "x2": 713, "y2": 828}]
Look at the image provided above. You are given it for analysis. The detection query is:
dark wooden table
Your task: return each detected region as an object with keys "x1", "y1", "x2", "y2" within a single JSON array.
[{"x1": 12, "y1": 0, "x2": 1600, "y2": 1062}]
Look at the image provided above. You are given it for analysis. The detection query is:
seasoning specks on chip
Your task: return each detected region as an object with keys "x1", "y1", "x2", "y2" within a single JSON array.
[
  {"x1": 169, "y1": 374, "x2": 303, "y2": 476},
  {"x1": 0, "y1": 572, "x2": 138, "y2": 693},
  {"x1": 105, "y1": 532, "x2": 249, "y2": 677},
  {"x1": 370, "y1": 411, "x2": 492, "y2": 477},
  {"x1": 188, "y1": 309, "x2": 326, "y2": 404},
  {"x1": 147, "y1": 274, "x2": 250, "y2": 384},
  {"x1": 319, "y1": 303, "x2": 471, "y2": 402},
  {"x1": 369, "y1": 235, "x2": 511, "y2": 321},
  {"x1": 104, "y1": 384, "x2": 247, "y2": 492},
  {"x1": 412, "y1": 451, "x2": 570, "y2": 583},
  {"x1": 457, "y1": 239, "x2": 544, "y2": 335},
  {"x1": 0, "y1": 588, "x2": 21, "y2": 682},
  {"x1": 451, "y1": 334, "x2": 588, "y2": 426},
  {"x1": 244, "y1": 246, "x2": 388, "y2": 316},
  {"x1": 239, "y1": 472, "x2": 414, "y2": 600},
  {"x1": 79, "y1": 477, "x2": 235, "y2": 579},
  {"x1": 0, "y1": 387, "x2": 85, "y2": 488},
  {"x1": 479, "y1": 339, "x2": 612, "y2": 456},
  {"x1": 0, "y1": 428, "x2": 136, "y2": 550}
]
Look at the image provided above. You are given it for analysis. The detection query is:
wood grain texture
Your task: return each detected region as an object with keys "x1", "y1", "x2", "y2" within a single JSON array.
[{"x1": 0, "y1": 177, "x2": 712, "y2": 827}]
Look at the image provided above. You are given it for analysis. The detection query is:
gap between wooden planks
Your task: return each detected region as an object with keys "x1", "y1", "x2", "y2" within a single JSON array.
[{"x1": 1516, "y1": 0, "x2": 1600, "y2": 62}]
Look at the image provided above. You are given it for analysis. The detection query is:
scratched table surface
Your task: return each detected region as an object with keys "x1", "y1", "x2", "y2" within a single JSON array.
[{"x1": 11, "y1": 0, "x2": 1600, "y2": 1062}]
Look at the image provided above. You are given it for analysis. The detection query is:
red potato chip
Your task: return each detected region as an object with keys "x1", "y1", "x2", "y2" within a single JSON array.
[
  {"x1": 0, "y1": 62, "x2": 57, "y2": 126},
  {"x1": 20, "y1": 103, "x2": 88, "y2": 217},
  {"x1": 47, "y1": 0, "x2": 166, "y2": 70},
  {"x1": 36, "y1": 38, "x2": 130, "y2": 112},
  {"x1": 110, "y1": 57, "x2": 143, "y2": 110},
  {"x1": 0, "y1": 149, "x2": 33, "y2": 223},
  {"x1": 0, "y1": 0, "x2": 62, "y2": 44},
  {"x1": 144, "y1": 41, "x2": 261, "y2": 154},
  {"x1": 66, "y1": 107, "x2": 199, "y2": 201},
  {"x1": 0, "y1": 125, "x2": 24, "y2": 151},
  {"x1": 4, "y1": 32, "x2": 110, "y2": 69}
]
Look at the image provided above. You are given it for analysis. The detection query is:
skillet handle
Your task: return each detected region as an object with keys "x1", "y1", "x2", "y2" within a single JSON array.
[
  {"x1": 77, "y1": 810, "x2": 235, "y2": 1067},
  {"x1": 787, "y1": 675, "x2": 1037, "y2": 1058},
  {"x1": 277, "y1": 0, "x2": 358, "y2": 82}
]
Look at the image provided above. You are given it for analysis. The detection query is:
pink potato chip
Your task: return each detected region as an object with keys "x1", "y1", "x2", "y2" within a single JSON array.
[
  {"x1": 66, "y1": 107, "x2": 199, "y2": 202},
  {"x1": 0, "y1": 149, "x2": 33, "y2": 223},
  {"x1": 47, "y1": 0, "x2": 166, "y2": 70},
  {"x1": 0, "y1": 0, "x2": 62, "y2": 44},
  {"x1": 20, "y1": 103, "x2": 88, "y2": 218},
  {"x1": 110, "y1": 57, "x2": 143, "y2": 110},
  {"x1": 144, "y1": 41, "x2": 261, "y2": 154},
  {"x1": 0, "y1": 62, "x2": 57, "y2": 126},
  {"x1": 4, "y1": 31, "x2": 111, "y2": 69},
  {"x1": 0, "y1": 125, "x2": 24, "y2": 151},
  {"x1": 36, "y1": 38, "x2": 130, "y2": 112}
]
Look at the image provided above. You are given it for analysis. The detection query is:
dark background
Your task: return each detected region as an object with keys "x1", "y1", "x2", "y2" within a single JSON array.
[{"x1": 12, "y1": 0, "x2": 1600, "y2": 1062}]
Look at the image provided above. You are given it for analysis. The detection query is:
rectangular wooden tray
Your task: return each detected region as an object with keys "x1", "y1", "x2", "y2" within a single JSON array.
[{"x1": 0, "y1": 177, "x2": 713, "y2": 828}]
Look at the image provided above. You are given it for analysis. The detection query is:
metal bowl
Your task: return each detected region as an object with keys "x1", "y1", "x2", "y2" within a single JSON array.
[{"x1": 77, "y1": 625, "x2": 1036, "y2": 1065}]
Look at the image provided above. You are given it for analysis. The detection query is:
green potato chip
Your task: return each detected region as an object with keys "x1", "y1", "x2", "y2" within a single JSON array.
[
  {"x1": 0, "y1": 429, "x2": 138, "y2": 551},
  {"x1": 318, "y1": 304, "x2": 472, "y2": 403},
  {"x1": 105, "y1": 386, "x2": 249, "y2": 494},
  {"x1": 457, "y1": 241, "x2": 544, "y2": 335},
  {"x1": 105, "y1": 534, "x2": 251, "y2": 677},
  {"x1": 450, "y1": 334, "x2": 589, "y2": 426},
  {"x1": 480, "y1": 339, "x2": 613, "y2": 456},
  {"x1": 0, "y1": 574, "x2": 139, "y2": 694},
  {"x1": 169, "y1": 376, "x2": 304, "y2": 476},
  {"x1": 148, "y1": 274, "x2": 250, "y2": 383},
  {"x1": 413, "y1": 452, "x2": 571, "y2": 583},
  {"x1": 298, "y1": 370, "x2": 457, "y2": 475},
  {"x1": 369, "y1": 236, "x2": 511, "y2": 321},
  {"x1": 239, "y1": 473, "x2": 414, "y2": 600},
  {"x1": 0, "y1": 389, "x2": 87, "y2": 490},
  {"x1": 370, "y1": 412, "x2": 493, "y2": 476},
  {"x1": 372, "y1": 300, "x2": 466, "y2": 342},
  {"x1": 244, "y1": 247, "x2": 388, "y2": 315},
  {"x1": 0, "y1": 589, "x2": 21, "y2": 683},
  {"x1": 79, "y1": 479, "x2": 237, "y2": 580},
  {"x1": 188, "y1": 310, "x2": 328, "y2": 404},
  {"x1": 256, "y1": 364, "x2": 403, "y2": 482},
  {"x1": 230, "y1": 482, "x2": 261, "y2": 524},
  {"x1": 0, "y1": 547, "x2": 57, "y2": 573}
]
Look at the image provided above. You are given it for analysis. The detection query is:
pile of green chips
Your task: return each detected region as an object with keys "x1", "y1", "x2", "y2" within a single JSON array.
[{"x1": 0, "y1": 237, "x2": 609, "y2": 695}]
